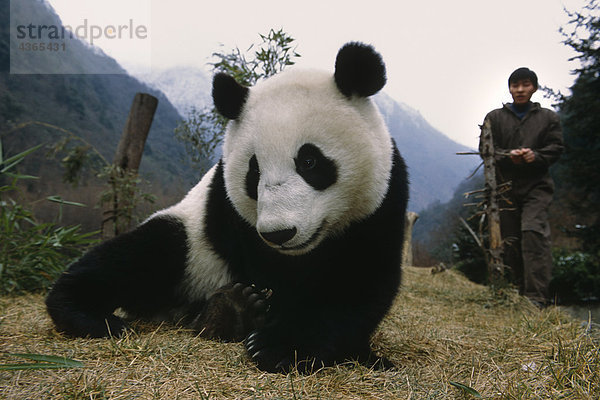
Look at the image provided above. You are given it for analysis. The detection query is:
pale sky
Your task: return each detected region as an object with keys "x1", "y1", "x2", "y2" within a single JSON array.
[{"x1": 47, "y1": 0, "x2": 587, "y2": 149}]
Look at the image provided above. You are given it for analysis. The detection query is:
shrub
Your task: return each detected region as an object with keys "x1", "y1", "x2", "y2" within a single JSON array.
[
  {"x1": 452, "y1": 217, "x2": 488, "y2": 284},
  {"x1": 550, "y1": 248, "x2": 600, "y2": 304},
  {"x1": 0, "y1": 140, "x2": 99, "y2": 294}
]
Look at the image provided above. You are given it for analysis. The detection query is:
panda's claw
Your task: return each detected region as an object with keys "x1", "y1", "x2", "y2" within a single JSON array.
[
  {"x1": 274, "y1": 360, "x2": 289, "y2": 373},
  {"x1": 250, "y1": 346, "x2": 287, "y2": 373},
  {"x1": 245, "y1": 330, "x2": 260, "y2": 343},
  {"x1": 250, "y1": 349, "x2": 264, "y2": 360},
  {"x1": 244, "y1": 327, "x2": 295, "y2": 372},
  {"x1": 244, "y1": 329, "x2": 268, "y2": 355}
]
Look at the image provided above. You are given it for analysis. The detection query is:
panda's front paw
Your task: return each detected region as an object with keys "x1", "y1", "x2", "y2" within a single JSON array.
[
  {"x1": 245, "y1": 328, "x2": 293, "y2": 373},
  {"x1": 245, "y1": 328, "x2": 325, "y2": 374},
  {"x1": 191, "y1": 282, "x2": 270, "y2": 341},
  {"x1": 238, "y1": 283, "x2": 271, "y2": 329}
]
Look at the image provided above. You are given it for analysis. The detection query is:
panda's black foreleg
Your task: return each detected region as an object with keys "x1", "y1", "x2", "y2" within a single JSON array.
[
  {"x1": 245, "y1": 306, "x2": 381, "y2": 374},
  {"x1": 245, "y1": 323, "x2": 348, "y2": 373},
  {"x1": 46, "y1": 216, "x2": 189, "y2": 338},
  {"x1": 189, "y1": 283, "x2": 270, "y2": 341},
  {"x1": 45, "y1": 268, "x2": 128, "y2": 338}
]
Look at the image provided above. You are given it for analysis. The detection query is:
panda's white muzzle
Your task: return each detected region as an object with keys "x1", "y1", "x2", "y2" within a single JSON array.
[{"x1": 255, "y1": 175, "x2": 323, "y2": 254}]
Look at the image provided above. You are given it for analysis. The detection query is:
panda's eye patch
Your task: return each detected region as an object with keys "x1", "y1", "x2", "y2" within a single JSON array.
[
  {"x1": 294, "y1": 143, "x2": 337, "y2": 191},
  {"x1": 249, "y1": 155, "x2": 260, "y2": 174},
  {"x1": 245, "y1": 155, "x2": 260, "y2": 200}
]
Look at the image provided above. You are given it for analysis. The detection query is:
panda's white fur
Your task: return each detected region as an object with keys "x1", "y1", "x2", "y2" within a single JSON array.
[
  {"x1": 223, "y1": 69, "x2": 393, "y2": 254},
  {"x1": 46, "y1": 42, "x2": 409, "y2": 373},
  {"x1": 150, "y1": 165, "x2": 230, "y2": 302}
]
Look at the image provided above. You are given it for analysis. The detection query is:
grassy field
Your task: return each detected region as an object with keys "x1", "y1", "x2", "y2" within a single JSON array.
[{"x1": 1, "y1": 266, "x2": 598, "y2": 399}]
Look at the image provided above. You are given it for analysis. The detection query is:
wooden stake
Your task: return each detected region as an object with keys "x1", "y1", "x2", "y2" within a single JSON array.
[
  {"x1": 402, "y1": 212, "x2": 419, "y2": 266},
  {"x1": 113, "y1": 93, "x2": 158, "y2": 171},
  {"x1": 479, "y1": 118, "x2": 504, "y2": 283},
  {"x1": 102, "y1": 93, "x2": 158, "y2": 239}
]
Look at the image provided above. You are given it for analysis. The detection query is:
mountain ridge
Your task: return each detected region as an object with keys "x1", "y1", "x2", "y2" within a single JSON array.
[{"x1": 3, "y1": 0, "x2": 478, "y2": 217}]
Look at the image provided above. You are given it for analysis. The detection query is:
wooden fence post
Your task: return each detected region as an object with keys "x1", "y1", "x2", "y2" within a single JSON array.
[
  {"x1": 479, "y1": 118, "x2": 505, "y2": 283},
  {"x1": 114, "y1": 93, "x2": 159, "y2": 171},
  {"x1": 102, "y1": 93, "x2": 158, "y2": 239},
  {"x1": 402, "y1": 212, "x2": 419, "y2": 266}
]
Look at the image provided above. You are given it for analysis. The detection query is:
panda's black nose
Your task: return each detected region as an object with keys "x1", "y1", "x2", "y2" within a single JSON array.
[{"x1": 260, "y1": 227, "x2": 297, "y2": 246}]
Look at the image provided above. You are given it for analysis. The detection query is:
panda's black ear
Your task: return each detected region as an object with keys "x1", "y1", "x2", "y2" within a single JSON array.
[
  {"x1": 212, "y1": 73, "x2": 249, "y2": 120},
  {"x1": 334, "y1": 42, "x2": 386, "y2": 98}
]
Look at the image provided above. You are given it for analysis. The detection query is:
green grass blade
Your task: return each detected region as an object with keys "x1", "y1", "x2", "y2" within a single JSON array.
[
  {"x1": 8, "y1": 353, "x2": 84, "y2": 368},
  {"x1": 2, "y1": 172, "x2": 39, "y2": 180},
  {"x1": 449, "y1": 381, "x2": 482, "y2": 398},
  {"x1": 0, "y1": 363, "x2": 78, "y2": 370},
  {"x1": 0, "y1": 144, "x2": 43, "y2": 172},
  {"x1": 46, "y1": 196, "x2": 87, "y2": 207}
]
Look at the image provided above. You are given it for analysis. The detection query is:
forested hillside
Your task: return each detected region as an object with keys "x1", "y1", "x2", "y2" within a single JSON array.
[{"x1": 0, "y1": 0, "x2": 193, "y2": 231}]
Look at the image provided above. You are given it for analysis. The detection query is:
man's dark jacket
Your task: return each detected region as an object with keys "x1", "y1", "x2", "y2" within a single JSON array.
[{"x1": 481, "y1": 102, "x2": 564, "y2": 233}]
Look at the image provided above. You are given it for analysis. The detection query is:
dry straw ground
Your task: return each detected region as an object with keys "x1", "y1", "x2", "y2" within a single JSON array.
[{"x1": 1, "y1": 267, "x2": 598, "y2": 399}]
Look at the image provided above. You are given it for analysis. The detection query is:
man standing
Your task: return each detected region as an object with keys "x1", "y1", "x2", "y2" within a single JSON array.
[{"x1": 481, "y1": 67, "x2": 564, "y2": 307}]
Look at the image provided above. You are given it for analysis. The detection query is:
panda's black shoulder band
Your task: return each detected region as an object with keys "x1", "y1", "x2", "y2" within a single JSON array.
[
  {"x1": 334, "y1": 42, "x2": 386, "y2": 98},
  {"x1": 212, "y1": 73, "x2": 249, "y2": 120}
]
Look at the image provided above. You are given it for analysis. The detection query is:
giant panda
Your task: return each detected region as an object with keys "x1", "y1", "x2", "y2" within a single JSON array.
[{"x1": 46, "y1": 42, "x2": 409, "y2": 373}]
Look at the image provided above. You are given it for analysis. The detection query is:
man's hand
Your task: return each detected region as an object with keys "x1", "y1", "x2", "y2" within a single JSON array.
[
  {"x1": 520, "y1": 148, "x2": 535, "y2": 163},
  {"x1": 510, "y1": 148, "x2": 535, "y2": 164}
]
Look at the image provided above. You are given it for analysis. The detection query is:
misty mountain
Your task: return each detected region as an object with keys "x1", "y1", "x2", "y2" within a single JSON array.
[
  {"x1": 373, "y1": 93, "x2": 478, "y2": 211},
  {"x1": 2, "y1": 0, "x2": 478, "y2": 220},
  {"x1": 1, "y1": 0, "x2": 193, "y2": 230},
  {"x1": 137, "y1": 68, "x2": 479, "y2": 212},
  {"x1": 7, "y1": 0, "x2": 124, "y2": 74},
  {"x1": 136, "y1": 66, "x2": 212, "y2": 116}
]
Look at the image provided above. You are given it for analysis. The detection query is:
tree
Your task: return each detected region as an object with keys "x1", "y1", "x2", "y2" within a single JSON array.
[
  {"x1": 175, "y1": 29, "x2": 300, "y2": 174},
  {"x1": 546, "y1": 0, "x2": 600, "y2": 302},
  {"x1": 556, "y1": 0, "x2": 600, "y2": 259}
]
